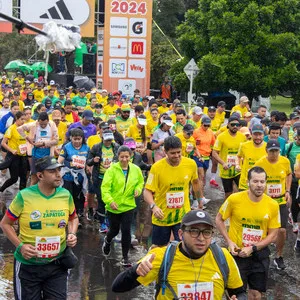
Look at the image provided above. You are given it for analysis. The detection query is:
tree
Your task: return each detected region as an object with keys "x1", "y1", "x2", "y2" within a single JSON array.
[{"x1": 176, "y1": 0, "x2": 300, "y2": 104}]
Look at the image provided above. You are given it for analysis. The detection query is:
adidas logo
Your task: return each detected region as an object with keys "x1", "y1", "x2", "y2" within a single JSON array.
[
  {"x1": 211, "y1": 272, "x2": 221, "y2": 280},
  {"x1": 264, "y1": 214, "x2": 269, "y2": 219},
  {"x1": 40, "y1": 0, "x2": 73, "y2": 20}
]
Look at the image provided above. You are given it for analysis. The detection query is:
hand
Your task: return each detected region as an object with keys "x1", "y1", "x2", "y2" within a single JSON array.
[
  {"x1": 66, "y1": 233, "x2": 77, "y2": 248},
  {"x1": 20, "y1": 244, "x2": 38, "y2": 260},
  {"x1": 136, "y1": 253, "x2": 155, "y2": 277},
  {"x1": 26, "y1": 136, "x2": 34, "y2": 145},
  {"x1": 228, "y1": 240, "x2": 240, "y2": 256},
  {"x1": 230, "y1": 296, "x2": 238, "y2": 300},
  {"x1": 238, "y1": 246, "x2": 253, "y2": 258},
  {"x1": 134, "y1": 190, "x2": 139, "y2": 197},
  {"x1": 152, "y1": 206, "x2": 164, "y2": 220},
  {"x1": 93, "y1": 156, "x2": 100, "y2": 163},
  {"x1": 11, "y1": 150, "x2": 18, "y2": 155},
  {"x1": 235, "y1": 165, "x2": 241, "y2": 172},
  {"x1": 285, "y1": 192, "x2": 291, "y2": 207},
  {"x1": 222, "y1": 163, "x2": 230, "y2": 170},
  {"x1": 34, "y1": 141, "x2": 44, "y2": 148},
  {"x1": 110, "y1": 202, "x2": 118, "y2": 210}
]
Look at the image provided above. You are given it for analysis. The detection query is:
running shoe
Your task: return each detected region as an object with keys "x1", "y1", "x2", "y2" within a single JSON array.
[
  {"x1": 209, "y1": 179, "x2": 219, "y2": 188},
  {"x1": 191, "y1": 200, "x2": 199, "y2": 210},
  {"x1": 114, "y1": 232, "x2": 122, "y2": 243},
  {"x1": 102, "y1": 237, "x2": 111, "y2": 256},
  {"x1": 86, "y1": 208, "x2": 94, "y2": 221},
  {"x1": 293, "y1": 223, "x2": 299, "y2": 234},
  {"x1": 131, "y1": 234, "x2": 138, "y2": 246},
  {"x1": 288, "y1": 213, "x2": 293, "y2": 226},
  {"x1": 120, "y1": 258, "x2": 132, "y2": 267},
  {"x1": 274, "y1": 257, "x2": 286, "y2": 270},
  {"x1": 202, "y1": 198, "x2": 211, "y2": 205},
  {"x1": 99, "y1": 223, "x2": 108, "y2": 233},
  {"x1": 294, "y1": 240, "x2": 300, "y2": 253}
]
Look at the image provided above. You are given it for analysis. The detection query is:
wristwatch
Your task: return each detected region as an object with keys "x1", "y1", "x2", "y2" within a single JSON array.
[
  {"x1": 150, "y1": 203, "x2": 156, "y2": 209},
  {"x1": 252, "y1": 245, "x2": 258, "y2": 253}
]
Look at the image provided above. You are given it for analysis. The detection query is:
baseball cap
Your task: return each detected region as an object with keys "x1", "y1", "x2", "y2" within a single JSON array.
[
  {"x1": 33, "y1": 78, "x2": 38, "y2": 83},
  {"x1": 240, "y1": 96, "x2": 249, "y2": 103},
  {"x1": 79, "y1": 88, "x2": 86, "y2": 93},
  {"x1": 162, "y1": 117, "x2": 174, "y2": 127},
  {"x1": 49, "y1": 80, "x2": 55, "y2": 85},
  {"x1": 13, "y1": 91, "x2": 20, "y2": 96},
  {"x1": 293, "y1": 121, "x2": 300, "y2": 130},
  {"x1": 112, "y1": 90, "x2": 120, "y2": 96},
  {"x1": 95, "y1": 103, "x2": 103, "y2": 109},
  {"x1": 35, "y1": 156, "x2": 63, "y2": 172},
  {"x1": 266, "y1": 139, "x2": 280, "y2": 151},
  {"x1": 201, "y1": 116, "x2": 211, "y2": 125},
  {"x1": 137, "y1": 115, "x2": 147, "y2": 126},
  {"x1": 175, "y1": 103, "x2": 183, "y2": 108},
  {"x1": 59, "y1": 90, "x2": 65, "y2": 96},
  {"x1": 192, "y1": 106, "x2": 203, "y2": 115},
  {"x1": 228, "y1": 115, "x2": 240, "y2": 123},
  {"x1": 183, "y1": 124, "x2": 194, "y2": 134},
  {"x1": 43, "y1": 87, "x2": 49, "y2": 91},
  {"x1": 124, "y1": 138, "x2": 137, "y2": 149},
  {"x1": 208, "y1": 106, "x2": 216, "y2": 112},
  {"x1": 121, "y1": 104, "x2": 131, "y2": 111},
  {"x1": 290, "y1": 112, "x2": 299, "y2": 120},
  {"x1": 2, "y1": 75, "x2": 6, "y2": 79},
  {"x1": 102, "y1": 89, "x2": 108, "y2": 93},
  {"x1": 121, "y1": 94, "x2": 127, "y2": 99},
  {"x1": 251, "y1": 124, "x2": 264, "y2": 134},
  {"x1": 181, "y1": 210, "x2": 214, "y2": 228},
  {"x1": 52, "y1": 110, "x2": 62, "y2": 120},
  {"x1": 102, "y1": 129, "x2": 114, "y2": 141},
  {"x1": 100, "y1": 122, "x2": 110, "y2": 129},
  {"x1": 27, "y1": 92, "x2": 33, "y2": 97},
  {"x1": 82, "y1": 110, "x2": 94, "y2": 120},
  {"x1": 107, "y1": 93, "x2": 114, "y2": 100},
  {"x1": 91, "y1": 89, "x2": 97, "y2": 94},
  {"x1": 217, "y1": 101, "x2": 226, "y2": 107},
  {"x1": 25, "y1": 80, "x2": 31, "y2": 84},
  {"x1": 162, "y1": 99, "x2": 168, "y2": 104}
]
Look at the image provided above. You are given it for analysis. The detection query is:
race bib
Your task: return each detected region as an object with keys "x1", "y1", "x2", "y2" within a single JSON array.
[
  {"x1": 108, "y1": 114, "x2": 116, "y2": 119},
  {"x1": 19, "y1": 144, "x2": 27, "y2": 154},
  {"x1": 177, "y1": 282, "x2": 213, "y2": 300},
  {"x1": 103, "y1": 157, "x2": 113, "y2": 168},
  {"x1": 226, "y1": 155, "x2": 237, "y2": 166},
  {"x1": 267, "y1": 184, "x2": 282, "y2": 198},
  {"x1": 71, "y1": 155, "x2": 86, "y2": 168},
  {"x1": 242, "y1": 228, "x2": 263, "y2": 247},
  {"x1": 35, "y1": 236, "x2": 61, "y2": 258},
  {"x1": 186, "y1": 143, "x2": 194, "y2": 153},
  {"x1": 166, "y1": 191, "x2": 184, "y2": 208},
  {"x1": 136, "y1": 142, "x2": 144, "y2": 148}
]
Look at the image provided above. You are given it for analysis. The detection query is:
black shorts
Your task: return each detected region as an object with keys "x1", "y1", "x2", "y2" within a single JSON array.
[
  {"x1": 279, "y1": 204, "x2": 288, "y2": 229},
  {"x1": 233, "y1": 248, "x2": 270, "y2": 293},
  {"x1": 221, "y1": 175, "x2": 240, "y2": 193}
]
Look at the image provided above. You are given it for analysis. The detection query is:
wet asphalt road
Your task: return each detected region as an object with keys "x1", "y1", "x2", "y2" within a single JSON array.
[{"x1": 1, "y1": 170, "x2": 300, "y2": 300}]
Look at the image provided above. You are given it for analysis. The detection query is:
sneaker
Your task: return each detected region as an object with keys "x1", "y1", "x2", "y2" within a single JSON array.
[
  {"x1": 121, "y1": 258, "x2": 132, "y2": 267},
  {"x1": 288, "y1": 213, "x2": 293, "y2": 226},
  {"x1": 114, "y1": 232, "x2": 122, "y2": 243},
  {"x1": 210, "y1": 179, "x2": 219, "y2": 188},
  {"x1": 102, "y1": 237, "x2": 111, "y2": 256},
  {"x1": 274, "y1": 257, "x2": 286, "y2": 270},
  {"x1": 202, "y1": 198, "x2": 211, "y2": 205},
  {"x1": 131, "y1": 234, "x2": 138, "y2": 246},
  {"x1": 294, "y1": 240, "x2": 300, "y2": 253},
  {"x1": 293, "y1": 223, "x2": 299, "y2": 234},
  {"x1": 86, "y1": 208, "x2": 94, "y2": 221},
  {"x1": 99, "y1": 223, "x2": 108, "y2": 233},
  {"x1": 191, "y1": 200, "x2": 199, "y2": 210}
]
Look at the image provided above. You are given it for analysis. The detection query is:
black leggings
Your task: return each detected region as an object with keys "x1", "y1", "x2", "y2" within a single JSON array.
[
  {"x1": 291, "y1": 179, "x2": 300, "y2": 222},
  {"x1": 0, "y1": 152, "x2": 28, "y2": 192},
  {"x1": 106, "y1": 210, "x2": 134, "y2": 260},
  {"x1": 63, "y1": 180, "x2": 85, "y2": 214}
]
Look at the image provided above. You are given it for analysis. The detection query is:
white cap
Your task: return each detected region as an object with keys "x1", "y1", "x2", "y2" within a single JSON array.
[
  {"x1": 50, "y1": 80, "x2": 55, "y2": 85},
  {"x1": 102, "y1": 89, "x2": 108, "y2": 93},
  {"x1": 103, "y1": 132, "x2": 114, "y2": 141},
  {"x1": 33, "y1": 78, "x2": 38, "y2": 83},
  {"x1": 163, "y1": 119, "x2": 174, "y2": 127},
  {"x1": 193, "y1": 106, "x2": 203, "y2": 115},
  {"x1": 137, "y1": 117, "x2": 147, "y2": 126}
]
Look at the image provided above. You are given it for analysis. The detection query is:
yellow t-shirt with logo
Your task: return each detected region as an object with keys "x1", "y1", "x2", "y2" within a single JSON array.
[
  {"x1": 145, "y1": 157, "x2": 198, "y2": 226},
  {"x1": 213, "y1": 131, "x2": 247, "y2": 179},
  {"x1": 87, "y1": 134, "x2": 102, "y2": 149},
  {"x1": 219, "y1": 191, "x2": 280, "y2": 248},
  {"x1": 175, "y1": 132, "x2": 197, "y2": 158},
  {"x1": 33, "y1": 89, "x2": 45, "y2": 102},
  {"x1": 230, "y1": 105, "x2": 248, "y2": 118},
  {"x1": 254, "y1": 156, "x2": 291, "y2": 205},
  {"x1": 210, "y1": 118, "x2": 222, "y2": 133},
  {"x1": 147, "y1": 118, "x2": 159, "y2": 135},
  {"x1": 4, "y1": 124, "x2": 27, "y2": 156},
  {"x1": 56, "y1": 121, "x2": 67, "y2": 150},
  {"x1": 127, "y1": 125, "x2": 150, "y2": 145},
  {"x1": 237, "y1": 141, "x2": 267, "y2": 190},
  {"x1": 158, "y1": 106, "x2": 169, "y2": 115},
  {"x1": 295, "y1": 154, "x2": 300, "y2": 185},
  {"x1": 116, "y1": 117, "x2": 133, "y2": 137},
  {"x1": 99, "y1": 145, "x2": 114, "y2": 176},
  {"x1": 137, "y1": 243, "x2": 243, "y2": 300},
  {"x1": 103, "y1": 104, "x2": 119, "y2": 119}
]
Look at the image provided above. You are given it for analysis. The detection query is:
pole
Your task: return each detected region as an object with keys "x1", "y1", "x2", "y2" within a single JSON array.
[{"x1": 188, "y1": 70, "x2": 194, "y2": 112}]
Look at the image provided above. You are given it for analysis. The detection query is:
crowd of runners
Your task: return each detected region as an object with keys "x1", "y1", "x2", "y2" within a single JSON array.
[{"x1": 0, "y1": 71, "x2": 300, "y2": 299}]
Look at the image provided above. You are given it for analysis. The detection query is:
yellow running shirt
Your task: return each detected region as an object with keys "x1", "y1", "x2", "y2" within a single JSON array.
[
  {"x1": 237, "y1": 141, "x2": 267, "y2": 190},
  {"x1": 254, "y1": 156, "x2": 291, "y2": 205},
  {"x1": 137, "y1": 243, "x2": 243, "y2": 300},
  {"x1": 213, "y1": 131, "x2": 247, "y2": 179},
  {"x1": 145, "y1": 157, "x2": 198, "y2": 226},
  {"x1": 103, "y1": 104, "x2": 119, "y2": 119},
  {"x1": 4, "y1": 124, "x2": 27, "y2": 156},
  {"x1": 219, "y1": 191, "x2": 280, "y2": 249},
  {"x1": 175, "y1": 132, "x2": 197, "y2": 158},
  {"x1": 87, "y1": 134, "x2": 102, "y2": 149}
]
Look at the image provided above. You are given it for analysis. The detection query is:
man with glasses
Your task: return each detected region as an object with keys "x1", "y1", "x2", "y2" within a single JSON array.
[
  {"x1": 112, "y1": 210, "x2": 245, "y2": 299},
  {"x1": 216, "y1": 166, "x2": 280, "y2": 300},
  {"x1": 116, "y1": 104, "x2": 133, "y2": 137},
  {"x1": 212, "y1": 116, "x2": 247, "y2": 199}
]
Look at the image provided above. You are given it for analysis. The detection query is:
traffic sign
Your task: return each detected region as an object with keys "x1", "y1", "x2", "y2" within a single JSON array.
[{"x1": 184, "y1": 58, "x2": 199, "y2": 81}]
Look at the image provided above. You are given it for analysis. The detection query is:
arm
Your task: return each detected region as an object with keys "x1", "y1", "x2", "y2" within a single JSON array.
[
  {"x1": 212, "y1": 149, "x2": 229, "y2": 170},
  {"x1": 143, "y1": 188, "x2": 164, "y2": 219},
  {"x1": 1, "y1": 137, "x2": 17, "y2": 155},
  {"x1": 191, "y1": 178, "x2": 204, "y2": 207},
  {"x1": 285, "y1": 173, "x2": 292, "y2": 205},
  {"x1": 151, "y1": 140, "x2": 164, "y2": 150},
  {"x1": 44, "y1": 122, "x2": 58, "y2": 147},
  {"x1": 215, "y1": 212, "x2": 239, "y2": 255},
  {"x1": 66, "y1": 214, "x2": 79, "y2": 248},
  {"x1": 112, "y1": 264, "x2": 141, "y2": 292},
  {"x1": 86, "y1": 145, "x2": 100, "y2": 166},
  {"x1": 57, "y1": 156, "x2": 65, "y2": 164}
]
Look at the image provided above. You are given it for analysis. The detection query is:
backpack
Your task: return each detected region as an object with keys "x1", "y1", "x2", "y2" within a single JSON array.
[{"x1": 154, "y1": 241, "x2": 229, "y2": 300}]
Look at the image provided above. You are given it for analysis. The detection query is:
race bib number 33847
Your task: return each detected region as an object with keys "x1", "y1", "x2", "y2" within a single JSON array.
[{"x1": 177, "y1": 282, "x2": 213, "y2": 300}]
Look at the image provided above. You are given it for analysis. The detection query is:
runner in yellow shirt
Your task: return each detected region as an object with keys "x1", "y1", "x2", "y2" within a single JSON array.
[
  {"x1": 212, "y1": 115, "x2": 247, "y2": 199},
  {"x1": 158, "y1": 99, "x2": 169, "y2": 115},
  {"x1": 254, "y1": 139, "x2": 291, "y2": 270},
  {"x1": 103, "y1": 95, "x2": 119, "y2": 120},
  {"x1": 216, "y1": 166, "x2": 280, "y2": 300},
  {"x1": 32, "y1": 83, "x2": 44, "y2": 102},
  {"x1": 230, "y1": 96, "x2": 250, "y2": 118},
  {"x1": 237, "y1": 124, "x2": 266, "y2": 190}
]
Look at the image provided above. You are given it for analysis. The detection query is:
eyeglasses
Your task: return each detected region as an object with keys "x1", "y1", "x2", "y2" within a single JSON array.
[
  {"x1": 229, "y1": 123, "x2": 240, "y2": 127},
  {"x1": 184, "y1": 228, "x2": 213, "y2": 239},
  {"x1": 203, "y1": 124, "x2": 210, "y2": 127}
]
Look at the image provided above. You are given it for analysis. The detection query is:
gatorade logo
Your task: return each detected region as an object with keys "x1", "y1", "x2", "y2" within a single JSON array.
[{"x1": 132, "y1": 21, "x2": 143, "y2": 34}]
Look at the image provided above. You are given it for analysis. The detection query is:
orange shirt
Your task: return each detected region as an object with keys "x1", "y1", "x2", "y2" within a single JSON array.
[{"x1": 193, "y1": 127, "x2": 216, "y2": 157}]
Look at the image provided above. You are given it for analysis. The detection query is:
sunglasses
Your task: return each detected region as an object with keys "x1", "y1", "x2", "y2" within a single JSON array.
[
  {"x1": 203, "y1": 124, "x2": 210, "y2": 127},
  {"x1": 230, "y1": 123, "x2": 240, "y2": 127}
]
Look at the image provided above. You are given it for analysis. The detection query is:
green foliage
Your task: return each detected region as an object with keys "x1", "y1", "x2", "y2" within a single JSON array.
[{"x1": 176, "y1": 0, "x2": 300, "y2": 103}]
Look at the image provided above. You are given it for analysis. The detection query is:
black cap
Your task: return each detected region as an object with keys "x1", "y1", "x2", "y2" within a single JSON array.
[
  {"x1": 290, "y1": 112, "x2": 299, "y2": 120},
  {"x1": 228, "y1": 115, "x2": 240, "y2": 123},
  {"x1": 217, "y1": 101, "x2": 226, "y2": 107},
  {"x1": 82, "y1": 110, "x2": 94, "y2": 120},
  {"x1": 208, "y1": 106, "x2": 216, "y2": 111},
  {"x1": 183, "y1": 124, "x2": 194, "y2": 134},
  {"x1": 266, "y1": 139, "x2": 280, "y2": 151},
  {"x1": 201, "y1": 116, "x2": 211, "y2": 125},
  {"x1": 107, "y1": 93, "x2": 114, "y2": 100},
  {"x1": 100, "y1": 122, "x2": 110, "y2": 129},
  {"x1": 175, "y1": 103, "x2": 183, "y2": 108},
  {"x1": 95, "y1": 103, "x2": 103, "y2": 109},
  {"x1": 79, "y1": 88, "x2": 86, "y2": 93},
  {"x1": 35, "y1": 156, "x2": 63, "y2": 172},
  {"x1": 13, "y1": 91, "x2": 20, "y2": 96},
  {"x1": 181, "y1": 210, "x2": 214, "y2": 228}
]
